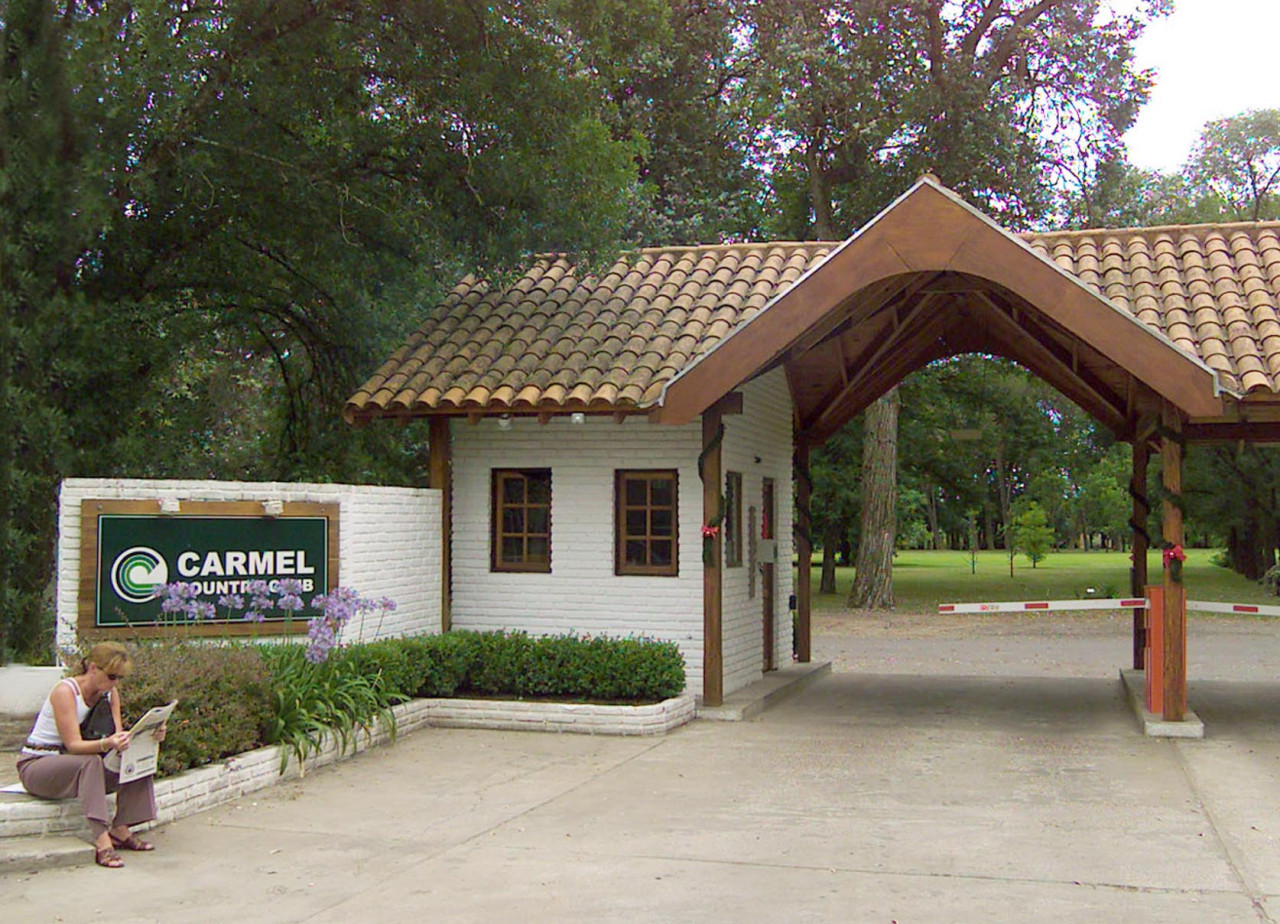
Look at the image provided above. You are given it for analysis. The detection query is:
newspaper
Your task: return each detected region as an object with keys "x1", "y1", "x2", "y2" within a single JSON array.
[{"x1": 104, "y1": 700, "x2": 178, "y2": 784}]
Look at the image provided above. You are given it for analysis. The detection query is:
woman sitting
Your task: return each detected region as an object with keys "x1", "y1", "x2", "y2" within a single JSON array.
[{"x1": 16, "y1": 642, "x2": 164, "y2": 869}]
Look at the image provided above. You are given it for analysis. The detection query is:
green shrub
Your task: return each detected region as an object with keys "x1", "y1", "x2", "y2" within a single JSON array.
[
  {"x1": 458, "y1": 630, "x2": 535, "y2": 695},
  {"x1": 334, "y1": 639, "x2": 416, "y2": 698},
  {"x1": 400, "y1": 633, "x2": 473, "y2": 696},
  {"x1": 444, "y1": 631, "x2": 685, "y2": 703},
  {"x1": 122, "y1": 641, "x2": 273, "y2": 777}
]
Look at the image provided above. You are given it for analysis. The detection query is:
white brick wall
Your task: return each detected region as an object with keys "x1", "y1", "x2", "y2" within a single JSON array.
[
  {"x1": 448, "y1": 370, "x2": 795, "y2": 698},
  {"x1": 450, "y1": 416, "x2": 707, "y2": 691},
  {"x1": 56, "y1": 480, "x2": 442, "y2": 652},
  {"x1": 720, "y1": 370, "x2": 795, "y2": 694}
]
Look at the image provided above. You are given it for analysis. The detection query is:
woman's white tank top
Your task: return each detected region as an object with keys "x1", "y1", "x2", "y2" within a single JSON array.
[{"x1": 23, "y1": 678, "x2": 105, "y2": 754}]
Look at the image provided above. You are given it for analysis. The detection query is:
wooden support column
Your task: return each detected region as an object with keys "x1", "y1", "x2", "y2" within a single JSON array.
[
  {"x1": 794, "y1": 435, "x2": 812, "y2": 663},
  {"x1": 701, "y1": 406, "x2": 724, "y2": 707},
  {"x1": 428, "y1": 416, "x2": 453, "y2": 633},
  {"x1": 1160, "y1": 403, "x2": 1187, "y2": 721},
  {"x1": 1130, "y1": 440, "x2": 1149, "y2": 670}
]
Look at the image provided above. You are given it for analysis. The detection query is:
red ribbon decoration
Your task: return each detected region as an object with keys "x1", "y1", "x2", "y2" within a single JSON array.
[
  {"x1": 701, "y1": 525, "x2": 720, "y2": 539},
  {"x1": 1162, "y1": 544, "x2": 1186, "y2": 569}
]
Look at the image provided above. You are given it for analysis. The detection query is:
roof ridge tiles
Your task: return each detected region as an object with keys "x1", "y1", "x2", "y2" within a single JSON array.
[{"x1": 1029, "y1": 220, "x2": 1280, "y2": 240}]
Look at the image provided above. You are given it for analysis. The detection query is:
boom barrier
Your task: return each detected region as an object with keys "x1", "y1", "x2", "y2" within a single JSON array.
[{"x1": 938, "y1": 597, "x2": 1280, "y2": 617}]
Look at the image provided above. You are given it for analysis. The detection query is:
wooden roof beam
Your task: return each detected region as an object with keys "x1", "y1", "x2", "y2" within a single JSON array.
[
  {"x1": 806, "y1": 293, "x2": 945, "y2": 436},
  {"x1": 802, "y1": 308, "x2": 956, "y2": 441}
]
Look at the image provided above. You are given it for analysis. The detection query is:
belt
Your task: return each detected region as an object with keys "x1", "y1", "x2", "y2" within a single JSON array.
[{"x1": 22, "y1": 742, "x2": 61, "y2": 753}]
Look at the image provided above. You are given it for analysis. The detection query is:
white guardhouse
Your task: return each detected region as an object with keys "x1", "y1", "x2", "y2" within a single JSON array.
[{"x1": 347, "y1": 178, "x2": 1280, "y2": 718}]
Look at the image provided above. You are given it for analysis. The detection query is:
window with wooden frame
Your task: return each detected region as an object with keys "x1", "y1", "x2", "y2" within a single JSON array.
[
  {"x1": 615, "y1": 470, "x2": 678, "y2": 576},
  {"x1": 724, "y1": 471, "x2": 743, "y2": 567},
  {"x1": 492, "y1": 469, "x2": 552, "y2": 572}
]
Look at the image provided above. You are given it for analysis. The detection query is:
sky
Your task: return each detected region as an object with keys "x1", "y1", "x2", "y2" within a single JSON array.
[{"x1": 1123, "y1": 0, "x2": 1280, "y2": 174}]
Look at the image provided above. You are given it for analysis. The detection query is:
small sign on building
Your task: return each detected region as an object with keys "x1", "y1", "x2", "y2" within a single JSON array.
[{"x1": 80, "y1": 500, "x2": 339, "y2": 637}]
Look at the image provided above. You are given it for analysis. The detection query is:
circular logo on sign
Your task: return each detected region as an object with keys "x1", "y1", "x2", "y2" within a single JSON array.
[{"x1": 110, "y1": 547, "x2": 169, "y2": 603}]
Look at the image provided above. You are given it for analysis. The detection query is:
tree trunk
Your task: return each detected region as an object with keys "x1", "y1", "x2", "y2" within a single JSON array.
[
  {"x1": 849, "y1": 388, "x2": 899, "y2": 609},
  {"x1": 924, "y1": 484, "x2": 941, "y2": 550},
  {"x1": 805, "y1": 137, "x2": 835, "y2": 240},
  {"x1": 819, "y1": 532, "x2": 837, "y2": 594}
]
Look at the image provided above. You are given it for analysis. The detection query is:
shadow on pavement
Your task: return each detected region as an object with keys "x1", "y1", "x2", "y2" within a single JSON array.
[{"x1": 760, "y1": 670, "x2": 1136, "y2": 736}]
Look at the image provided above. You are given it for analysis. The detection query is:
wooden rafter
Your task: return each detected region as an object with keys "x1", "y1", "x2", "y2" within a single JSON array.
[
  {"x1": 805, "y1": 293, "x2": 944, "y2": 436},
  {"x1": 972, "y1": 293, "x2": 1131, "y2": 436},
  {"x1": 803, "y1": 303, "x2": 957, "y2": 442}
]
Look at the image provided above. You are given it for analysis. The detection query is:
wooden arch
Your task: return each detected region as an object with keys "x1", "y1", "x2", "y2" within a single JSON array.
[{"x1": 663, "y1": 178, "x2": 1224, "y2": 720}]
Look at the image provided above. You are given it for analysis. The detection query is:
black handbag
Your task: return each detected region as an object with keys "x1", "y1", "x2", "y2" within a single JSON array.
[{"x1": 80, "y1": 693, "x2": 115, "y2": 741}]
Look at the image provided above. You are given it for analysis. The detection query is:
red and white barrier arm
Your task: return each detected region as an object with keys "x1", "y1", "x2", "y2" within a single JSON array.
[
  {"x1": 938, "y1": 598, "x2": 1147, "y2": 614},
  {"x1": 1186, "y1": 600, "x2": 1280, "y2": 617}
]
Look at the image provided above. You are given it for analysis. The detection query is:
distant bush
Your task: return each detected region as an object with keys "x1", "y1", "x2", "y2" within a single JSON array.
[{"x1": 123, "y1": 642, "x2": 273, "y2": 777}]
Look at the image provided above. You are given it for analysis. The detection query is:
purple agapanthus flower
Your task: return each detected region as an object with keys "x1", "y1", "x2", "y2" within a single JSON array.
[{"x1": 301, "y1": 587, "x2": 397, "y2": 663}]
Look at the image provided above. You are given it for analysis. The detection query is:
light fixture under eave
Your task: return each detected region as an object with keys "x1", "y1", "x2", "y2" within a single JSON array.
[
  {"x1": 497, "y1": 414, "x2": 513, "y2": 431},
  {"x1": 570, "y1": 412, "x2": 586, "y2": 425}
]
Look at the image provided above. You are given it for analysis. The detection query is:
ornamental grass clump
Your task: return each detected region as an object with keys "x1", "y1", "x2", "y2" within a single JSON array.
[{"x1": 260, "y1": 642, "x2": 402, "y2": 773}]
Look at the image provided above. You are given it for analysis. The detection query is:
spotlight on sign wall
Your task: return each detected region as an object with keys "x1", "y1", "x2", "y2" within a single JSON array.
[
  {"x1": 158, "y1": 497, "x2": 181, "y2": 515},
  {"x1": 497, "y1": 414, "x2": 513, "y2": 431},
  {"x1": 570, "y1": 412, "x2": 586, "y2": 425},
  {"x1": 262, "y1": 499, "x2": 284, "y2": 517}
]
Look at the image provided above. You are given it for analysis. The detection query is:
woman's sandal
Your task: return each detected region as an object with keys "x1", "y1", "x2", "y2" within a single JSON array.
[
  {"x1": 110, "y1": 833, "x2": 155, "y2": 852},
  {"x1": 95, "y1": 846, "x2": 124, "y2": 868}
]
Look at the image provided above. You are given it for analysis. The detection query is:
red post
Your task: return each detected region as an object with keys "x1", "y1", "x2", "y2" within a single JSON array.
[{"x1": 1144, "y1": 585, "x2": 1163, "y2": 715}]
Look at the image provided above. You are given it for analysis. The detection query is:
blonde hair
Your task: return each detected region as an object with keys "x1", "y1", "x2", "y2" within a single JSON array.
[{"x1": 82, "y1": 642, "x2": 133, "y2": 679}]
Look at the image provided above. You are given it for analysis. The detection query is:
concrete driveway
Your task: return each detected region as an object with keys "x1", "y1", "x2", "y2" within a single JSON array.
[{"x1": 6, "y1": 617, "x2": 1280, "y2": 923}]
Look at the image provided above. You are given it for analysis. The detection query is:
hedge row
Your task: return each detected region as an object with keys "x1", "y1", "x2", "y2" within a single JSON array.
[
  {"x1": 336, "y1": 630, "x2": 687, "y2": 703},
  {"x1": 121, "y1": 630, "x2": 686, "y2": 776}
]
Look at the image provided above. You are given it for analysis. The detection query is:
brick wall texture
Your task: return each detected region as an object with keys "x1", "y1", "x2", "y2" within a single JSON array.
[{"x1": 449, "y1": 368, "x2": 794, "y2": 696}]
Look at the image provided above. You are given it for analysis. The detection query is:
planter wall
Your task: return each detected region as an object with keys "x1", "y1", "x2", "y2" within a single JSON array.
[{"x1": 0, "y1": 694, "x2": 695, "y2": 840}]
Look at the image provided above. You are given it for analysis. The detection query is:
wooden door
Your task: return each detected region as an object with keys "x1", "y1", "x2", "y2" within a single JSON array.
[{"x1": 762, "y1": 478, "x2": 776, "y2": 671}]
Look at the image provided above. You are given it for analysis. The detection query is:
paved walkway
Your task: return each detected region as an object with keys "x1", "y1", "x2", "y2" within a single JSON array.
[{"x1": 6, "y1": 618, "x2": 1280, "y2": 922}]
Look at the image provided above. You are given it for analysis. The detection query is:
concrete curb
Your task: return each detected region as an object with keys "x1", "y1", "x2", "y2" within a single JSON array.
[
  {"x1": 696, "y1": 661, "x2": 832, "y2": 721},
  {"x1": 1118, "y1": 669, "x2": 1205, "y2": 738}
]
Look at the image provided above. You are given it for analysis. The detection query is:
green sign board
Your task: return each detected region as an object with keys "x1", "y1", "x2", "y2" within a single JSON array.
[{"x1": 95, "y1": 515, "x2": 330, "y2": 627}]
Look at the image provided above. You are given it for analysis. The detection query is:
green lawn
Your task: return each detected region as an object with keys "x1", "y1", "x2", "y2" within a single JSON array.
[{"x1": 804, "y1": 548, "x2": 1276, "y2": 613}]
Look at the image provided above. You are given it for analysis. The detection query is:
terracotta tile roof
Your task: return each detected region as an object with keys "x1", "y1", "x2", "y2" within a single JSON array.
[
  {"x1": 1025, "y1": 223, "x2": 1280, "y2": 396},
  {"x1": 345, "y1": 221, "x2": 1280, "y2": 422},
  {"x1": 346, "y1": 243, "x2": 835, "y2": 420}
]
